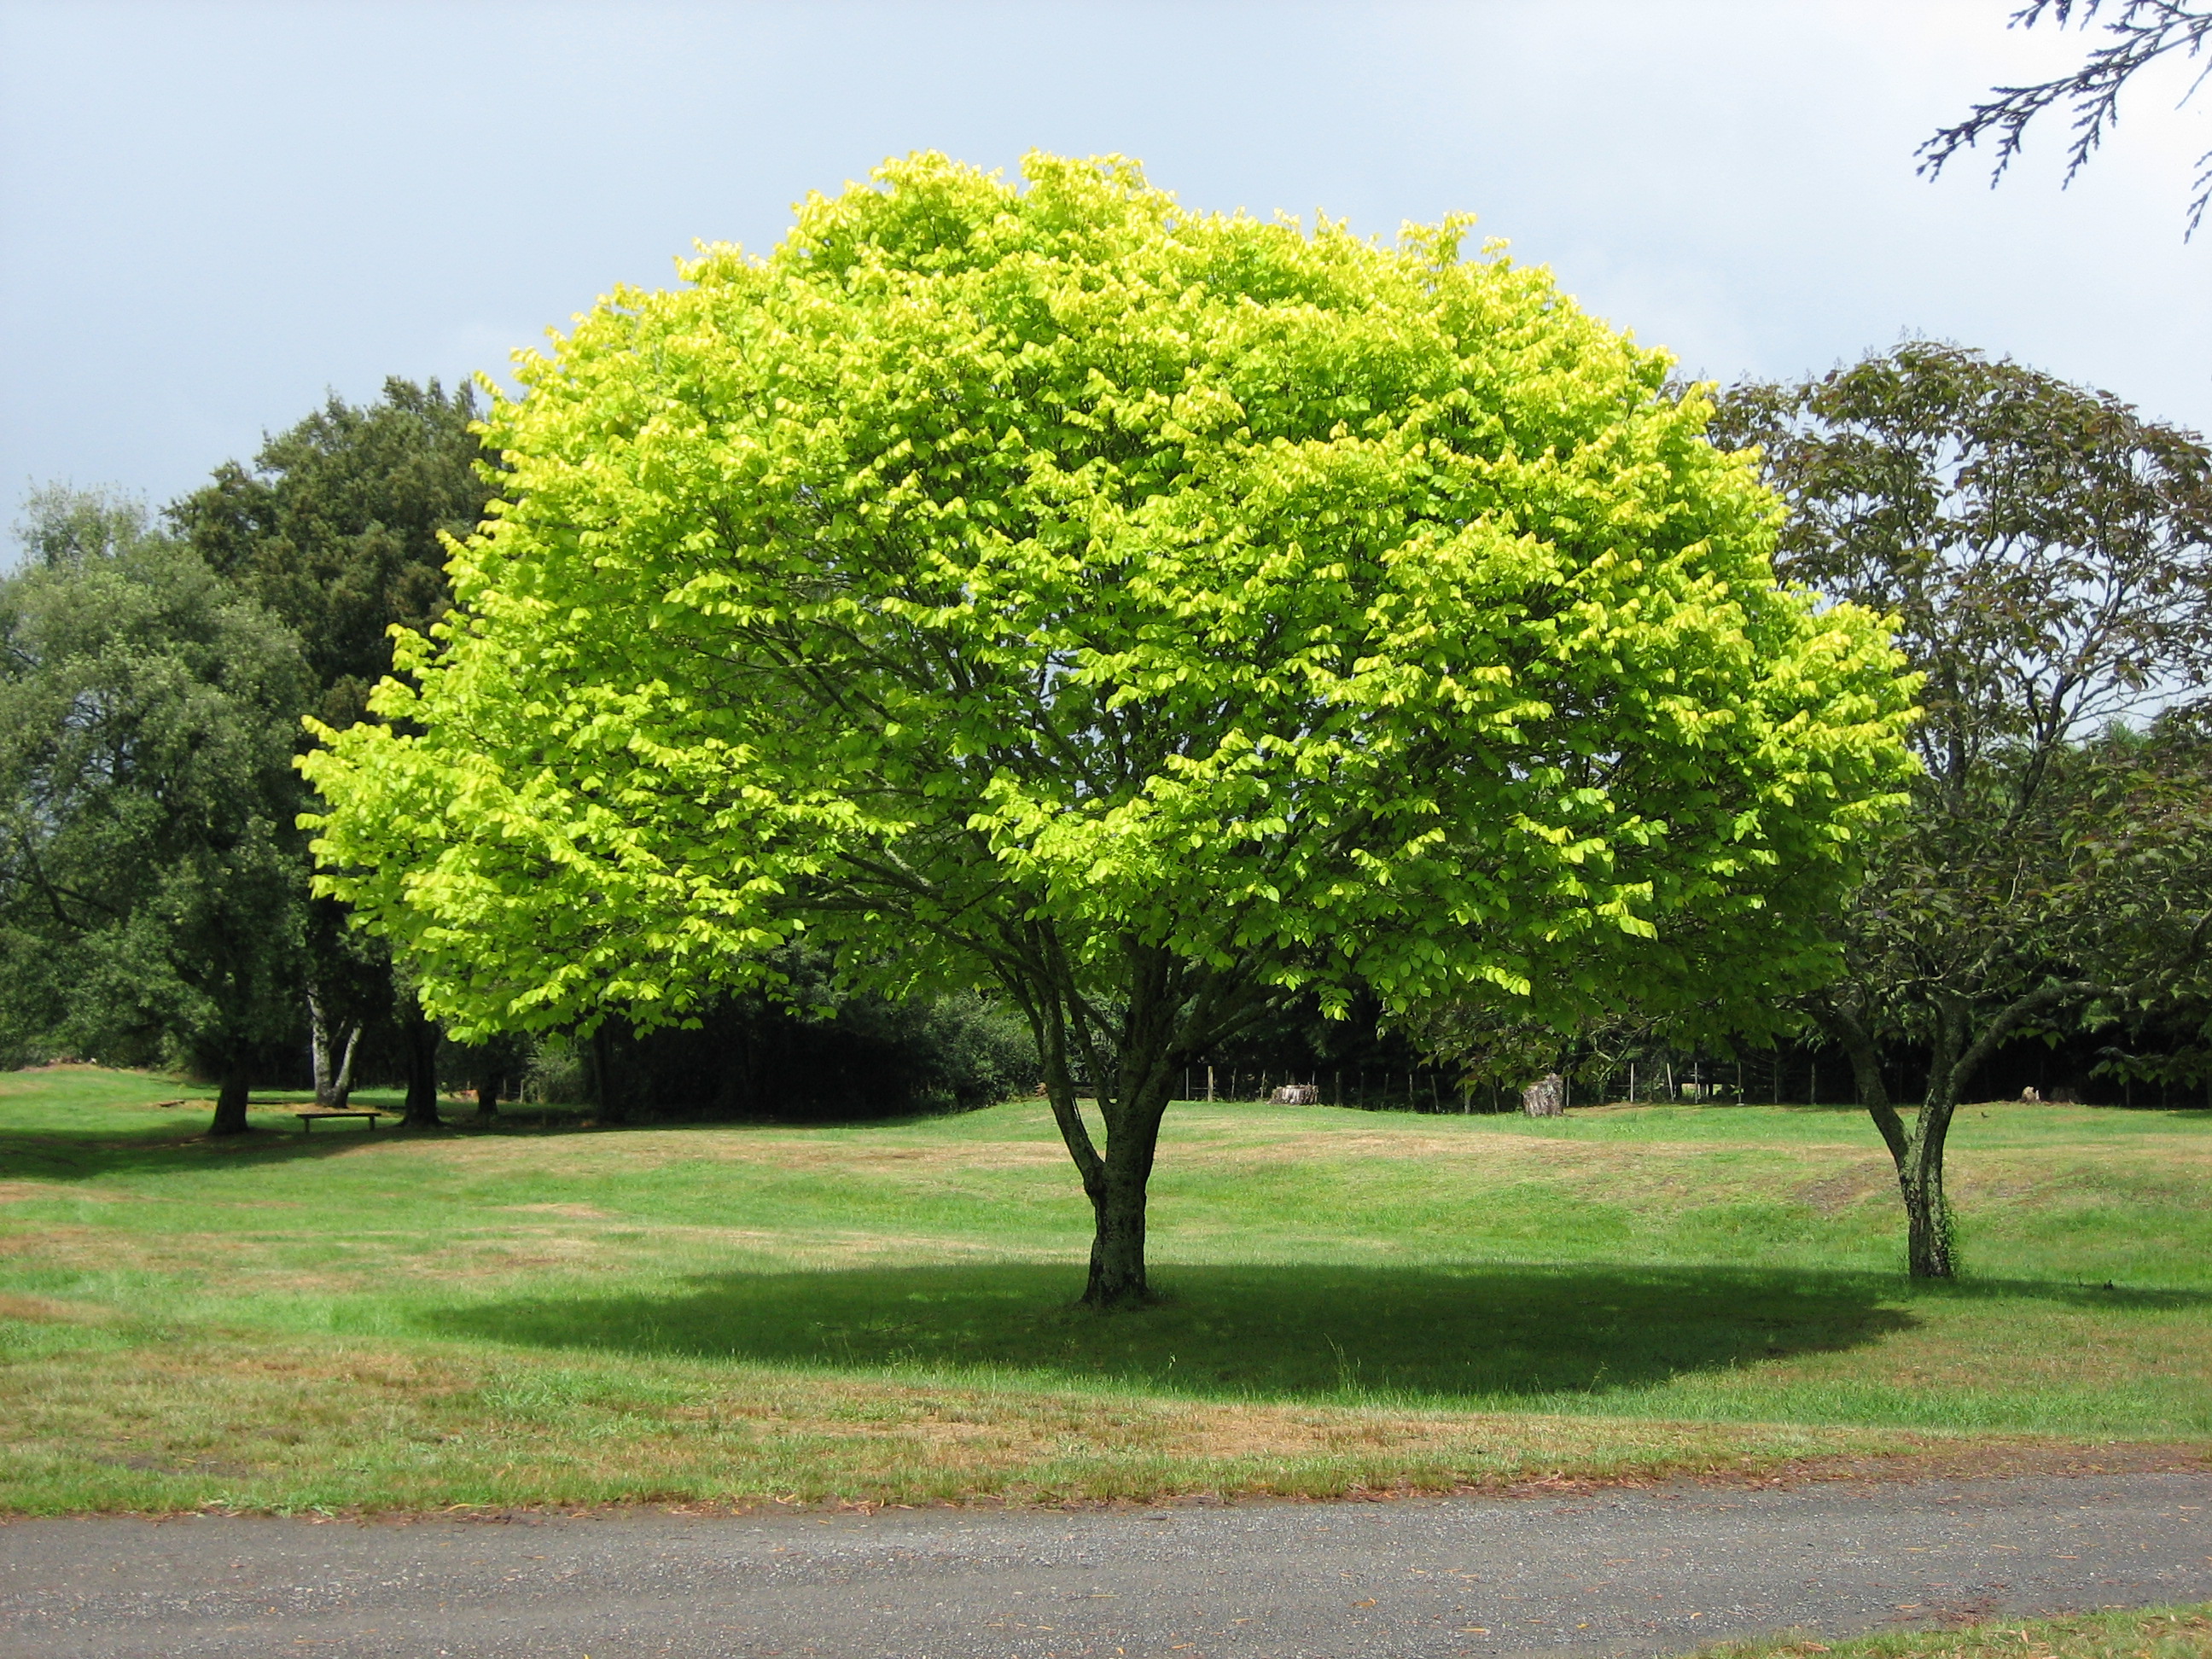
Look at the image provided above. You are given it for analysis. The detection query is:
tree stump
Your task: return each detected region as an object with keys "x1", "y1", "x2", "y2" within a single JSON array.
[{"x1": 1521, "y1": 1072, "x2": 1566, "y2": 1117}]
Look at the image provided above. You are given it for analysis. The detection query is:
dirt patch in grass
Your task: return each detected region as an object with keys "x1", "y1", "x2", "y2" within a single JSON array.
[
  {"x1": 434, "y1": 1131, "x2": 1070, "y2": 1179},
  {"x1": 0, "y1": 1293, "x2": 106, "y2": 1323},
  {"x1": 0, "y1": 1181, "x2": 137, "y2": 1205},
  {"x1": 1796, "y1": 1161, "x2": 1896, "y2": 1215}
]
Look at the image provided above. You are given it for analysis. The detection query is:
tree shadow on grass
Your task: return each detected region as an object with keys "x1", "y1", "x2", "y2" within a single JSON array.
[
  {"x1": 0, "y1": 1105, "x2": 606, "y2": 1182},
  {"x1": 434, "y1": 1261, "x2": 1922, "y2": 1405}
]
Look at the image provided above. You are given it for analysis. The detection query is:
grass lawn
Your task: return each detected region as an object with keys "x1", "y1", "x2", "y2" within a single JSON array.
[
  {"x1": 1698, "y1": 1604, "x2": 2212, "y2": 1657},
  {"x1": 0, "y1": 1065, "x2": 2207, "y2": 1513}
]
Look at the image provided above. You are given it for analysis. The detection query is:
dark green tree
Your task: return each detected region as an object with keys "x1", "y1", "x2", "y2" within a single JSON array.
[
  {"x1": 172, "y1": 376, "x2": 491, "y2": 731},
  {"x1": 1715, "y1": 342, "x2": 2212, "y2": 1277},
  {"x1": 0, "y1": 489, "x2": 310, "y2": 1134},
  {"x1": 172, "y1": 377, "x2": 493, "y2": 1110}
]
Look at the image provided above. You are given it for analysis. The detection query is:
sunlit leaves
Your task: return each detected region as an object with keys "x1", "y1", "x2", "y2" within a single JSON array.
[{"x1": 306, "y1": 152, "x2": 1913, "y2": 1045}]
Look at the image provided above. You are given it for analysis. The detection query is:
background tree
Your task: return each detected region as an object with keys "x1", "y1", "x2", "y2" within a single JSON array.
[
  {"x1": 173, "y1": 376, "x2": 493, "y2": 1107},
  {"x1": 0, "y1": 489, "x2": 309, "y2": 1133},
  {"x1": 306, "y1": 152, "x2": 1915, "y2": 1307},
  {"x1": 1922, "y1": 1, "x2": 2212, "y2": 236},
  {"x1": 1714, "y1": 341, "x2": 2212, "y2": 1277}
]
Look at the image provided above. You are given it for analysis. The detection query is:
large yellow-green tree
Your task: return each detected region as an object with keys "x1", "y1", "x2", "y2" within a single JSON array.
[{"x1": 306, "y1": 154, "x2": 1914, "y2": 1305}]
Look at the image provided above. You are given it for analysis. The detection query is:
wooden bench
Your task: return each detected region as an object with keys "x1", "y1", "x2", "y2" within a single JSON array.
[{"x1": 294, "y1": 1109, "x2": 386, "y2": 1133}]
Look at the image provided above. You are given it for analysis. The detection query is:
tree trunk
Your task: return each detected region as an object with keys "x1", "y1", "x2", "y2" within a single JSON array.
[
  {"x1": 208, "y1": 1059, "x2": 252, "y2": 1137},
  {"x1": 308, "y1": 987, "x2": 333, "y2": 1106},
  {"x1": 1086, "y1": 1139, "x2": 1154, "y2": 1307},
  {"x1": 590, "y1": 1024, "x2": 630, "y2": 1125},
  {"x1": 1898, "y1": 1149, "x2": 1954, "y2": 1279},
  {"x1": 1051, "y1": 1017, "x2": 1180, "y2": 1310},
  {"x1": 329, "y1": 1024, "x2": 362, "y2": 1110},
  {"x1": 474, "y1": 1065, "x2": 503, "y2": 1121},
  {"x1": 400, "y1": 995, "x2": 442, "y2": 1129},
  {"x1": 1825, "y1": 998, "x2": 1961, "y2": 1279},
  {"x1": 1005, "y1": 939, "x2": 1272, "y2": 1311},
  {"x1": 1025, "y1": 992, "x2": 1176, "y2": 1309},
  {"x1": 1817, "y1": 981, "x2": 2101, "y2": 1284}
]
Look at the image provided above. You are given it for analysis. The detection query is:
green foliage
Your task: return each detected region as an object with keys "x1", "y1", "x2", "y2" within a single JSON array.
[
  {"x1": 172, "y1": 376, "x2": 496, "y2": 1091},
  {"x1": 0, "y1": 490, "x2": 310, "y2": 1100},
  {"x1": 1715, "y1": 341, "x2": 2212, "y2": 1275},
  {"x1": 172, "y1": 377, "x2": 491, "y2": 732},
  {"x1": 306, "y1": 152, "x2": 1914, "y2": 1298}
]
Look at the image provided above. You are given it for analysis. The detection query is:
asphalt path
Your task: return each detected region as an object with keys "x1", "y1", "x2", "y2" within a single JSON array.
[{"x1": 3, "y1": 1473, "x2": 2209, "y2": 1659}]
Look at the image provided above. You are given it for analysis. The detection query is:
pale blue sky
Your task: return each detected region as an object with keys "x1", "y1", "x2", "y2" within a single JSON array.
[{"x1": 2, "y1": 0, "x2": 2206, "y2": 514}]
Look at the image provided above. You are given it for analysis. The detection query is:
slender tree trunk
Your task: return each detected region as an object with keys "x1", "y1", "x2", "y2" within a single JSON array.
[
  {"x1": 329, "y1": 1024, "x2": 361, "y2": 1110},
  {"x1": 209, "y1": 1058, "x2": 252, "y2": 1137},
  {"x1": 1820, "y1": 998, "x2": 1954, "y2": 1278},
  {"x1": 308, "y1": 987, "x2": 333, "y2": 1106},
  {"x1": 474, "y1": 1064, "x2": 503, "y2": 1121},
  {"x1": 1022, "y1": 981, "x2": 1176, "y2": 1308},
  {"x1": 1897, "y1": 1139, "x2": 1954, "y2": 1278},
  {"x1": 400, "y1": 994, "x2": 442, "y2": 1129},
  {"x1": 1819, "y1": 984, "x2": 2095, "y2": 1283},
  {"x1": 1079, "y1": 1058, "x2": 1175, "y2": 1307}
]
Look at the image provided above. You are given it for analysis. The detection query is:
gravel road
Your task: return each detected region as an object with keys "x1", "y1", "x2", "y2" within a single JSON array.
[{"x1": 3, "y1": 1472, "x2": 2209, "y2": 1658}]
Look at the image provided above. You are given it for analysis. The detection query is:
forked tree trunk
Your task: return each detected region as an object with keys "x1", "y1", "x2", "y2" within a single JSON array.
[
  {"x1": 208, "y1": 1060, "x2": 252, "y2": 1137},
  {"x1": 329, "y1": 1024, "x2": 362, "y2": 1110},
  {"x1": 1823, "y1": 983, "x2": 2093, "y2": 1282},
  {"x1": 1011, "y1": 941, "x2": 1263, "y2": 1310},
  {"x1": 1831, "y1": 1004, "x2": 1956, "y2": 1280},
  {"x1": 1084, "y1": 1095, "x2": 1169, "y2": 1307},
  {"x1": 1031, "y1": 1006, "x2": 1182, "y2": 1309}
]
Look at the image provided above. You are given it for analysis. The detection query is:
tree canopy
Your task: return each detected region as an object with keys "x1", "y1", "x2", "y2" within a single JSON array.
[
  {"x1": 306, "y1": 151, "x2": 1915, "y2": 1303},
  {"x1": 0, "y1": 489, "x2": 309, "y2": 1133},
  {"x1": 1715, "y1": 341, "x2": 2212, "y2": 1276},
  {"x1": 174, "y1": 375, "x2": 494, "y2": 1115},
  {"x1": 173, "y1": 376, "x2": 490, "y2": 733}
]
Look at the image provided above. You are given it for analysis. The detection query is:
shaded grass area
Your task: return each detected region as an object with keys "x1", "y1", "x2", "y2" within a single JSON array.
[
  {"x1": 1697, "y1": 1604, "x2": 2212, "y2": 1657},
  {"x1": 437, "y1": 1260, "x2": 1920, "y2": 1400},
  {"x1": 2, "y1": 1066, "x2": 2209, "y2": 1512}
]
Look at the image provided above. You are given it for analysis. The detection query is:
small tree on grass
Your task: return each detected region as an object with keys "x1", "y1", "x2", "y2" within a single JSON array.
[
  {"x1": 0, "y1": 490, "x2": 309, "y2": 1133},
  {"x1": 306, "y1": 153, "x2": 1913, "y2": 1306},
  {"x1": 1716, "y1": 343, "x2": 2212, "y2": 1278}
]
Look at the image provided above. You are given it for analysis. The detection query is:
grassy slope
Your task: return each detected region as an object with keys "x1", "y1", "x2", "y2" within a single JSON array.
[
  {"x1": 1, "y1": 1068, "x2": 2207, "y2": 1512},
  {"x1": 1699, "y1": 1604, "x2": 2212, "y2": 1657}
]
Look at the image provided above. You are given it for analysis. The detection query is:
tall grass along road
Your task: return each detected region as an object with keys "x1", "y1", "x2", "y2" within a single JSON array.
[{"x1": 3, "y1": 1472, "x2": 2208, "y2": 1657}]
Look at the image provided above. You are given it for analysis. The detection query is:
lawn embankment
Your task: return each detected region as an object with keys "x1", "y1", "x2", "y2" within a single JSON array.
[
  {"x1": 1697, "y1": 1604, "x2": 2212, "y2": 1657},
  {"x1": 1, "y1": 1066, "x2": 2207, "y2": 1512}
]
